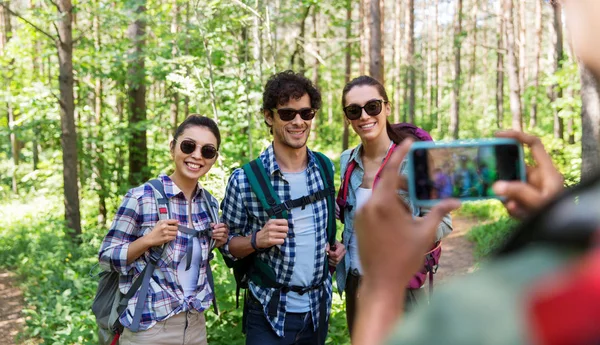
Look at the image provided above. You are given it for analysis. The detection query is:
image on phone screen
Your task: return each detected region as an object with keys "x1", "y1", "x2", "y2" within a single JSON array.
[{"x1": 412, "y1": 143, "x2": 523, "y2": 201}]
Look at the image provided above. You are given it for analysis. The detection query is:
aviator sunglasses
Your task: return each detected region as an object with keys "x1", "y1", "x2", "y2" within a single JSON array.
[
  {"x1": 177, "y1": 139, "x2": 218, "y2": 159},
  {"x1": 271, "y1": 107, "x2": 317, "y2": 121},
  {"x1": 343, "y1": 99, "x2": 388, "y2": 120}
]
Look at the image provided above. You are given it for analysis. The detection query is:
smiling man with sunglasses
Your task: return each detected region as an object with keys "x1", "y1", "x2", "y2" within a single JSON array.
[{"x1": 219, "y1": 70, "x2": 345, "y2": 345}]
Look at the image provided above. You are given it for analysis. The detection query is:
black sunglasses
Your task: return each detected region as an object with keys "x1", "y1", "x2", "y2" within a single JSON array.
[
  {"x1": 177, "y1": 139, "x2": 218, "y2": 159},
  {"x1": 343, "y1": 99, "x2": 387, "y2": 120},
  {"x1": 271, "y1": 107, "x2": 317, "y2": 121}
]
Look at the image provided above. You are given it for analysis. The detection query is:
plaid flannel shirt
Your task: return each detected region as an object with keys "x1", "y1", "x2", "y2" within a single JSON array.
[
  {"x1": 219, "y1": 144, "x2": 334, "y2": 337},
  {"x1": 98, "y1": 174, "x2": 216, "y2": 331}
]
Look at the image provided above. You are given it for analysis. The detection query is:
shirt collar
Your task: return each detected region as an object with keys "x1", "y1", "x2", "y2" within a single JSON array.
[
  {"x1": 349, "y1": 141, "x2": 395, "y2": 168},
  {"x1": 158, "y1": 173, "x2": 204, "y2": 199},
  {"x1": 260, "y1": 143, "x2": 317, "y2": 176}
]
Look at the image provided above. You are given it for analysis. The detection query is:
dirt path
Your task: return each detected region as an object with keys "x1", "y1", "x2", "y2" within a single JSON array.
[
  {"x1": 0, "y1": 271, "x2": 26, "y2": 345},
  {"x1": 435, "y1": 215, "x2": 479, "y2": 283}
]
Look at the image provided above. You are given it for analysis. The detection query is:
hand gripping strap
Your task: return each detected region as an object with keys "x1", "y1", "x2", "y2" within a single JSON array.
[{"x1": 129, "y1": 179, "x2": 169, "y2": 332}]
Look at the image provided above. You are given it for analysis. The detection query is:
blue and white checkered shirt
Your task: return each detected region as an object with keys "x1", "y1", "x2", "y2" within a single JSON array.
[
  {"x1": 98, "y1": 174, "x2": 216, "y2": 331},
  {"x1": 219, "y1": 144, "x2": 333, "y2": 337}
]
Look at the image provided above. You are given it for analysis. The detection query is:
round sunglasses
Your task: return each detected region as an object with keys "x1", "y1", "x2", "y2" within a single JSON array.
[
  {"x1": 177, "y1": 139, "x2": 218, "y2": 159},
  {"x1": 271, "y1": 107, "x2": 317, "y2": 121},
  {"x1": 343, "y1": 99, "x2": 388, "y2": 120}
]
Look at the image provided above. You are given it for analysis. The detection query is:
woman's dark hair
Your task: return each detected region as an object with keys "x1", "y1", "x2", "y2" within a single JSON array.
[
  {"x1": 341, "y1": 75, "x2": 417, "y2": 144},
  {"x1": 262, "y1": 70, "x2": 322, "y2": 132},
  {"x1": 171, "y1": 114, "x2": 221, "y2": 150}
]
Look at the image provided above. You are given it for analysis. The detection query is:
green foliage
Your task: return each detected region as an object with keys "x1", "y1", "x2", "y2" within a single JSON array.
[
  {"x1": 467, "y1": 217, "x2": 517, "y2": 259},
  {"x1": 455, "y1": 200, "x2": 508, "y2": 219},
  {"x1": 0, "y1": 198, "x2": 101, "y2": 344}
]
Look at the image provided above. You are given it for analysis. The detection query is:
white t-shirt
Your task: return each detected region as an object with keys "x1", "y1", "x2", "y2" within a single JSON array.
[
  {"x1": 348, "y1": 187, "x2": 372, "y2": 274},
  {"x1": 282, "y1": 169, "x2": 316, "y2": 313}
]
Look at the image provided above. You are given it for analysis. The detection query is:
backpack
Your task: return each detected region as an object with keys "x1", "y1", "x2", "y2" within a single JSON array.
[
  {"x1": 336, "y1": 124, "x2": 442, "y2": 293},
  {"x1": 222, "y1": 151, "x2": 336, "y2": 330},
  {"x1": 92, "y1": 179, "x2": 220, "y2": 345}
]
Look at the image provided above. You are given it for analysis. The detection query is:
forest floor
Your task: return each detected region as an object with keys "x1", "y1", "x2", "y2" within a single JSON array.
[
  {"x1": 436, "y1": 215, "x2": 479, "y2": 283},
  {"x1": 0, "y1": 271, "x2": 30, "y2": 345},
  {"x1": 0, "y1": 215, "x2": 478, "y2": 344}
]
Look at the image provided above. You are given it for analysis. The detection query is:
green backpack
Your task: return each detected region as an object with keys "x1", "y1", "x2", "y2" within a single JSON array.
[{"x1": 223, "y1": 152, "x2": 336, "y2": 318}]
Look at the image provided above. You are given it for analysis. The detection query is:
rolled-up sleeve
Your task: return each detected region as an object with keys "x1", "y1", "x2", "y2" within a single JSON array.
[
  {"x1": 420, "y1": 208, "x2": 453, "y2": 241},
  {"x1": 98, "y1": 191, "x2": 142, "y2": 275},
  {"x1": 219, "y1": 169, "x2": 249, "y2": 261}
]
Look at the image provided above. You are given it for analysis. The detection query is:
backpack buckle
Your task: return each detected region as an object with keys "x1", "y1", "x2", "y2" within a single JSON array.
[{"x1": 268, "y1": 202, "x2": 289, "y2": 217}]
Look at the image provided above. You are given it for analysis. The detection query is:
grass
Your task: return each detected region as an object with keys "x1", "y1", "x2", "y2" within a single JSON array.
[{"x1": 455, "y1": 200, "x2": 518, "y2": 260}]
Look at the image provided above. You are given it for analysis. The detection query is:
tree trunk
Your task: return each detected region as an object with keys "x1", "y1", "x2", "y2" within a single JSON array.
[
  {"x1": 252, "y1": 0, "x2": 263, "y2": 84},
  {"x1": 57, "y1": 0, "x2": 81, "y2": 237},
  {"x1": 435, "y1": 0, "x2": 441, "y2": 132},
  {"x1": 404, "y1": 0, "x2": 415, "y2": 123},
  {"x1": 170, "y1": 0, "x2": 179, "y2": 131},
  {"x1": 294, "y1": 5, "x2": 311, "y2": 74},
  {"x1": 359, "y1": 0, "x2": 367, "y2": 75},
  {"x1": 93, "y1": 2, "x2": 106, "y2": 227},
  {"x1": 392, "y1": 0, "x2": 403, "y2": 124},
  {"x1": 116, "y1": 90, "x2": 125, "y2": 189},
  {"x1": 309, "y1": 4, "x2": 319, "y2": 143},
  {"x1": 369, "y1": 0, "x2": 383, "y2": 83},
  {"x1": 127, "y1": 0, "x2": 149, "y2": 187},
  {"x1": 449, "y1": 0, "x2": 463, "y2": 139},
  {"x1": 496, "y1": 0, "x2": 504, "y2": 128},
  {"x1": 467, "y1": 0, "x2": 478, "y2": 105},
  {"x1": 551, "y1": 1, "x2": 564, "y2": 140},
  {"x1": 426, "y1": 0, "x2": 433, "y2": 125},
  {"x1": 518, "y1": 0, "x2": 526, "y2": 115},
  {"x1": 530, "y1": 0, "x2": 542, "y2": 128},
  {"x1": 343, "y1": 0, "x2": 351, "y2": 151},
  {"x1": 504, "y1": 0, "x2": 522, "y2": 131},
  {"x1": 8, "y1": 99, "x2": 17, "y2": 194},
  {"x1": 0, "y1": 0, "x2": 11, "y2": 52},
  {"x1": 581, "y1": 65, "x2": 600, "y2": 182}
]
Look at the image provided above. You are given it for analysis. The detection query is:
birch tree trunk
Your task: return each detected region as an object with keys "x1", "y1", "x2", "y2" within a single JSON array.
[
  {"x1": 449, "y1": 0, "x2": 463, "y2": 139},
  {"x1": 496, "y1": 0, "x2": 504, "y2": 128},
  {"x1": 530, "y1": 0, "x2": 542, "y2": 128},
  {"x1": 405, "y1": 0, "x2": 415, "y2": 123},
  {"x1": 504, "y1": 0, "x2": 523, "y2": 131}
]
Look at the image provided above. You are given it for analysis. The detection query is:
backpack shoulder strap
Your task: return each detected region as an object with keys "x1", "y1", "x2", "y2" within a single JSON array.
[
  {"x1": 242, "y1": 159, "x2": 287, "y2": 219},
  {"x1": 148, "y1": 179, "x2": 170, "y2": 221},
  {"x1": 336, "y1": 149, "x2": 357, "y2": 225},
  {"x1": 201, "y1": 189, "x2": 220, "y2": 225},
  {"x1": 125, "y1": 179, "x2": 169, "y2": 332},
  {"x1": 312, "y1": 151, "x2": 337, "y2": 246}
]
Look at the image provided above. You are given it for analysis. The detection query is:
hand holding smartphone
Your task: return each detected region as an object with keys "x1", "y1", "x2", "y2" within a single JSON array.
[{"x1": 407, "y1": 138, "x2": 526, "y2": 206}]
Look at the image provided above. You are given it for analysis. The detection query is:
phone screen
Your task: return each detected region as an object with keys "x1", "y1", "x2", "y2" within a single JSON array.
[{"x1": 411, "y1": 143, "x2": 523, "y2": 201}]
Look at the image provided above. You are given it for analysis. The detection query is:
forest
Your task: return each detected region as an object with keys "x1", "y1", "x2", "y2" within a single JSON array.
[{"x1": 0, "y1": 0, "x2": 599, "y2": 343}]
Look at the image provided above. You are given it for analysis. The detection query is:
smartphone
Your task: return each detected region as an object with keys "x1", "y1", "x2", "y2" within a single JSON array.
[{"x1": 407, "y1": 138, "x2": 526, "y2": 206}]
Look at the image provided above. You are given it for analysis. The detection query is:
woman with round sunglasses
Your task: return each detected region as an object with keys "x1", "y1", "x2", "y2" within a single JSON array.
[
  {"x1": 99, "y1": 114, "x2": 229, "y2": 345},
  {"x1": 335, "y1": 76, "x2": 452, "y2": 336}
]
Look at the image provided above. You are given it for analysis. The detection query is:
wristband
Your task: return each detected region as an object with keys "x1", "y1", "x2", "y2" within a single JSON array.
[{"x1": 251, "y1": 231, "x2": 265, "y2": 252}]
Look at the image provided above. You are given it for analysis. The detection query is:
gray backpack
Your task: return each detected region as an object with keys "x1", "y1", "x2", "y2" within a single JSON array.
[{"x1": 92, "y1": 179, "x2": 219, "y2": 345}]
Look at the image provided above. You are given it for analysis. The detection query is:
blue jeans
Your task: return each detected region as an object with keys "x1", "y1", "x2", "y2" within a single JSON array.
[{"x1": 245, "y1": 296, "x2": 328, "y2": 345}]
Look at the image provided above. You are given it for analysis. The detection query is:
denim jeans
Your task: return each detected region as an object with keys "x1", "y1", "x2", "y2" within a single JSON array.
[{"x1": 245, "y1": 296, "x2": 328, "y2": 345}]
